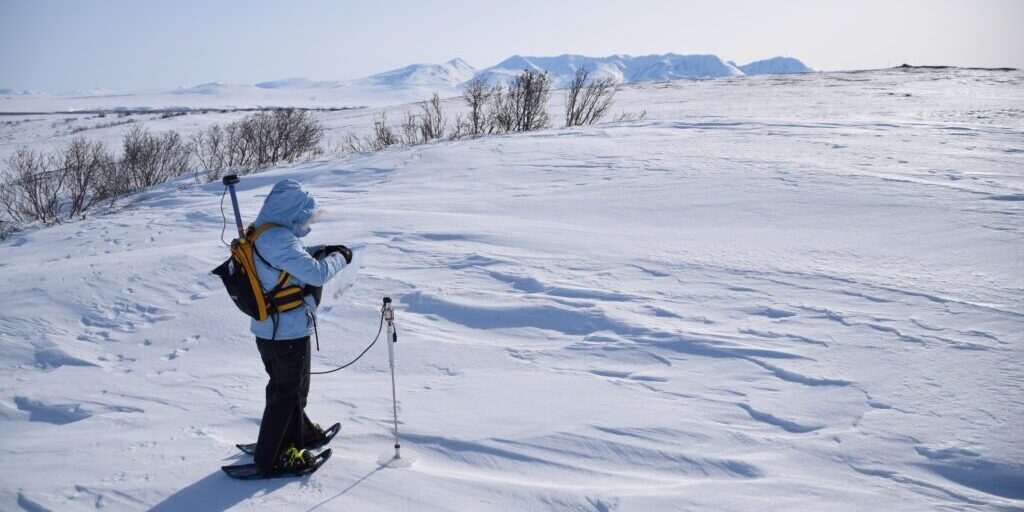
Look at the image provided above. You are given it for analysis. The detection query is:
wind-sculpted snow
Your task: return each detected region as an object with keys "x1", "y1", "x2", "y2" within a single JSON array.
[{"x1": 0, "y1": 67, "x2": 1022, "y2": 511}]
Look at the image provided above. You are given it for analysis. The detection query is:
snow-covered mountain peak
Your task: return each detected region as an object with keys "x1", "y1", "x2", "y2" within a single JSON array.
[
  {"x1": 361, "y1": 58, "x2": 477, "y2": 87},
  {"x1": 445, "y1": 57, "x2": 474, "y2": 72},
  {"x1": 626, "y1": 53, "x2": 744, "y2": 82},
  {"x1": 739, "y1": 56, "x2": 814, "y2": 75}
]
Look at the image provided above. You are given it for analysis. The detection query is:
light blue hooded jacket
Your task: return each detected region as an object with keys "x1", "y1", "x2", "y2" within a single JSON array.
[{"x1": 249, "y1": 179, "x2": 346, "y2": 340}]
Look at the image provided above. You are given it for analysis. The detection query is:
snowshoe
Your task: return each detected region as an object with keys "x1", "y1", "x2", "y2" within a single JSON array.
[
  {"x1": 236, "y1": 422, "x2": 340, "y2": 455},
  {"x1": 222, "y1": 447, "x2": 332, "y2": 480}
]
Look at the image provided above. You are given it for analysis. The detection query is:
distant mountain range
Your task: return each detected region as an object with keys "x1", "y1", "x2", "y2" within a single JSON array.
[
  {"x1": 367, "y1": 53, "x2": 812, "y2": 89},
  {"x1": 475, "y1": 54, "x2": 811, "y2": 87},
  {"x1": 2, "y1": 54, "x2": 812, "y2": 97},
  {"x1": 172, "y1": 53, "x2": 811, "y2": 96}
]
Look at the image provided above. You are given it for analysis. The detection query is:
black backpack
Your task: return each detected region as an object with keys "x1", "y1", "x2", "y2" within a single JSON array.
[{"x1": 211, "y1": 223, "x2": 308, "y2": 322}]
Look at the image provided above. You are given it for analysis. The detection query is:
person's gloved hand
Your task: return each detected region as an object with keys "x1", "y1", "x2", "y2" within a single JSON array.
[{"x1": 324, "y1": 244, "x2": 352, "y2": 264}]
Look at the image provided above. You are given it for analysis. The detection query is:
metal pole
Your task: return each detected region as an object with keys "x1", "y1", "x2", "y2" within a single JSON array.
[
  {"x1": 222, "y1": 174, "x2": 245, "y2": 238},
  {"x1": 383, "y1": 297, "x2": 401, "y2": 459}
]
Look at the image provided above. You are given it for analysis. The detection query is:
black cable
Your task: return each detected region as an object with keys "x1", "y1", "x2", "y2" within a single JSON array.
[
  {"x1": 219, "y1": 186, "x2": 230, "y2": 246},
  {"x1": 309, "y1": 307, "x2": 386, "y2": 375}
]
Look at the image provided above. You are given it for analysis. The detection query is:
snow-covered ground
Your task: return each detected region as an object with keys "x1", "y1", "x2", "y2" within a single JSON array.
[{"x1": 0, "y1": 67, "x2": 1022, "y2": 511}]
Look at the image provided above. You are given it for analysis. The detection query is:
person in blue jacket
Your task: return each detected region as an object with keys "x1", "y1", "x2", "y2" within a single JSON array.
[{"x1": 249, "y1": 179, "x2": 350, "y2": 475}]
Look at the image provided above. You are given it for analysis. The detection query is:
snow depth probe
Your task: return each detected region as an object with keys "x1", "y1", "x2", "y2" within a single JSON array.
[{"x1": 383, "y1": 297, "x2": 402, "y2": 460}]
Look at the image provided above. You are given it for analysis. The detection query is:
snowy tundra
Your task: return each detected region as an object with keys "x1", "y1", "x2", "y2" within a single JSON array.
[{"x1": 0, "y1": 67, "x2": 1022, "y2": 511}]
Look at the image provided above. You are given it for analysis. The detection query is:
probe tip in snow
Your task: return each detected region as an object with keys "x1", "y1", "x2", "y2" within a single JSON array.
[{"x1": 378, "y1": 449, "x2": 417, "y2": 469}]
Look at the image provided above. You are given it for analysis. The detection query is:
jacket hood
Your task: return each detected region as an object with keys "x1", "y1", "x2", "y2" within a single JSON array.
[{"x1": 254, "y1": 179, "x2": 318, "y2": 237}]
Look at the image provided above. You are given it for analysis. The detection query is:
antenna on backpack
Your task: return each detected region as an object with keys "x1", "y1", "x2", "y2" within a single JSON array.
[{"x1": 222, "y1": 174, "x2": 244, "y2": 238}]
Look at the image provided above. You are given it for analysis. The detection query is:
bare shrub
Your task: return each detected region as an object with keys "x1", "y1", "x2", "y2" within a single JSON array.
[
  {"x1": 0, "y1": 166, "x2": 24, "y2": 224},
  {"x1": 92, "y1": 154, "x2": 128, "y2": 207},
  {"x1": 613, "y1": 108, "x2": 648, "y2": 122},
  {"x1": 449, "y1": 114, "x2": 469, "y2": 140},
  {"x1": 312, "y1": 73, "x2": 554, "y2": 161},
  {"x1": 160, "y1": 130, "x2": 193, "y2": 180},
  {"x1": 3, "y1": 126, "x2": 200, "y2": 226},
  {"x1": 191, "y1": 123, "x2": 227, "y2": 181},
  {"x1": 1, "y1": 136, "x2": 162, "y2": 225},
  {"x1": 510, "y1": 70, "x2": 551, "y2": 132},
  {"x1": 234, "y1": 114, "x2": 270, "y2": 168},
  {"x1": 564, "y1": 68, "x2": 619, "y2": 127},
  {"x1": 399, "y1": 110, "x2": 420, "y2": 145},
  {"x1": 0, "y1": 218, "x2": 15, "y2": 240},
  {"x1": 191, "y1": 109, "x2": 323, "y2": 181},
  {"x1": 262, "y1": 108, "x2": 323, "y2": 164},
  {"x1": 367, "y1": 112, "x2": 399, "y2": 151},
  {"x1": 121, "y1": 126, "x2": 192, "y2": 191},
  {"x1": 0, "y1": 182, "x2": 15, "y2": 225},
  {"x1": 462, "y1": 77, "x2": 492, "y2": 136},
  {"x1": 419, "y1": 92, "x2": 446, "y2": 142},
  {"x1": 489, "y1": 83, "x2": 513, "y2": 133},
  {"x1": 489, "y1": 70, "x2": 551, "y2": 133},
  {"x1": 341, "y1": 132, "x2": 366, "y2": 153},
  {"x1": 223, "y1": 122, "x2": 250, "y2": 170},
  {"x1": 61, "y1": 137, "x2": 114, "y2": 218},
  {"x1": 0, "y1": 147, "x2": 64, "y2": 224}
]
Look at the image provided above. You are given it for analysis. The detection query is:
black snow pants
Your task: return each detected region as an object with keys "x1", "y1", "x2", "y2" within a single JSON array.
[{"x1": 254, "y1": 336, "x2": 320, "y2": 473}]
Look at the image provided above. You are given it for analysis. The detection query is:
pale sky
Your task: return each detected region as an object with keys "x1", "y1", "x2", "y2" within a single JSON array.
[{"x1": 1, "y1": 0, "x2": 1022, "y2": 92}]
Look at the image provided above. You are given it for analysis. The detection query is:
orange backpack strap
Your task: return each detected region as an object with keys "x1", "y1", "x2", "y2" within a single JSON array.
[
  {"x1": 247, "y1": 223, "x2": 306, "y2": 319},
  {"x1": 248, "y1": 222, "x2": 280, "y2": 241},
  {"x1": 247, "y1": 223, "x2": 291, "y2": 289}
]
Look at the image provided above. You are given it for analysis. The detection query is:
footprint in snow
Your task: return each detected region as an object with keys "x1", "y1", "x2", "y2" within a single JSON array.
[{"x1": 164, "y1": 347, "x2": 189, "y2": 361}]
